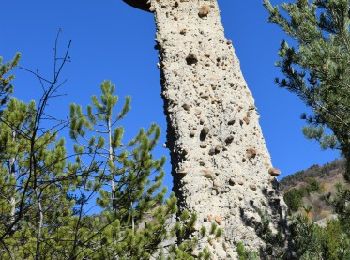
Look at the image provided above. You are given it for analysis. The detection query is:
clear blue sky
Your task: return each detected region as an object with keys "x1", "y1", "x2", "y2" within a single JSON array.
[{"x1": 1, "y1": 0, "x2": 339, "y2": 190}]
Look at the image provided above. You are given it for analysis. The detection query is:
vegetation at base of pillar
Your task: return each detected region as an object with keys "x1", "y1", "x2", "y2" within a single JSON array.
[
  {"x1": 264, "y1": 1, "x2": 350, "y2": 258},
  {"x1": 288, "y1": 211, "x2": 350, "y2": 259},
  {"x1": 236, "y1": 242, "x2": 259, "y2": 260},
  {"x1": 0, "y1": 47, "x2": 206, "y2": 259}
]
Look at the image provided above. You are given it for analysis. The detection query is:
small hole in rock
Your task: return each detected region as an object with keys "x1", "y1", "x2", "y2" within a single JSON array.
[{"x1": 186, "y1": 54, "x2": 198, "y2": 65}]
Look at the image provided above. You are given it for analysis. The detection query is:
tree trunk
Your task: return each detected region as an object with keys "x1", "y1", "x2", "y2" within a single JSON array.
[
  {"x1": 35, "y1": 188, "x2": 43, "y2": 260},
  {"x1": 107, "y1": 117, "x2": 116, "y2": 212},
  {"x1": 123, "y1": 0, "x2": 286, "y2": 258},
  {"x1": 9, "y1": 131, "x2": 16, "y2": 224}
]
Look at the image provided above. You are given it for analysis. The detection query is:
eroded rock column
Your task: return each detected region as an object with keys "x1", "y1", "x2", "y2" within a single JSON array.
[{"x1": 123, "y1": 0, "x2": 285, "y2": 258}]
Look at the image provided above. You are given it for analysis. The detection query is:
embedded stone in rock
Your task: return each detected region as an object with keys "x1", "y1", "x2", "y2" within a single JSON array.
[
  {"x1": 215, "y1": 146, "x2": 221, "y2": 154},
  {"x1": 200, "y1": 127, "x2": 209, "y2": 141},
  {"x1": 268, "y1": 167, "x2": 281, "y2": 177},
  {"x1": 246, "y1": 148, "x2": 257, "y2": 160},
  {"x1": 190, "y1": 131, "x2": 195, "y2": 138},
  {"x1": 186, "y1": 54, "x2": 198, "y2": 65},
  {"x1": 202, "y1": 169, "x2": 214, "y2": 179},
  {"x1": 243, "y1": 116, "x2": 250, "y2": 125},
  {"x1": 213, "y1": 180, "x2": 221, "y2": 189},
  {"x1": 215, "y1": 215, "x2": 222, "y2": 225},
  {"x1": 207, "y1": 214, "x2": 214, "y2": 222},
  {"x1": 194, "y1": 108, "x2": 202, "y2": 116},
  {"x1": 198, "y1": 5, "x2": 210, "y2": 18},
  {"x1": 225, "y1": 135, "x2": 234, "y2": 145},
  {"x1": 237, "y1": 179, "x2": 244, "y2": 186},
  {"x1": 250, "y1": 184, "x2": 257, "y2": 191},
  {"x1": 208, "y1": 148, "x2": 216, "y2": 156},
  {"x1": 178, "y1": 168, "x2": 189, "y2": 176}
]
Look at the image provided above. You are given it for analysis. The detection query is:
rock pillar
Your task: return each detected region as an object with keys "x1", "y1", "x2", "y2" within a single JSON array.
[{"x1": 123, "y1": 0, "x2": 285, "y2": 258}]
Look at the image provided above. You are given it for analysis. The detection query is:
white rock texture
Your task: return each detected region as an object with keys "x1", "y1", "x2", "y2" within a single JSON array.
[{"x1": 124, "y1": 0, "x2": 286, "y2": 258}]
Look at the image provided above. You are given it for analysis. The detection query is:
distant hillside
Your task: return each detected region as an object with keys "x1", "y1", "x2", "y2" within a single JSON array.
[
  {"x1": 280, "y1": 159, "x2": 345, "y2": 190},
  {"x1": 280, "y1": 159, "x2": 349, "y2": 222}
]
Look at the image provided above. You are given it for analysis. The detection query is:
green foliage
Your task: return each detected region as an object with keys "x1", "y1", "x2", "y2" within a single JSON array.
[
  {"x1": 284, "y1": 188, "x2": 304, "y2": 212},
  {"x1": 284, "y1": 178, "x2": 321, "y2": 210},
  {"x1": 67, "y1": 80, "x2": 172, "y2": 258},
  {"x1": 283, "y1": 178, "x2": 319, "y2": 215},
  {"x1": 236, "y1": 242, "x2": 259, "y2": 260},
  {"x1": 255, "y1": 209, "x2": 286, "y2": 258},
  {"x1": 0, "y1": 53, "x2": 20, "y2": 109},
  {"x1": 209, "y1": 222, "x2": 218, "y2": 235},
  {"x1": 0, "y1": 98, "x2": 73, "y2": 259},
  {"x1": 290, "y1": 216, "x2": 350, "y2": 260},
  {"x1": 0, "y1": 77, "x2": 203, "y2": 259},
  {"x1": 264, "y1": 2, "x2": 350, "y2": 257},
  {"x1": 264, "y1": 0, "x2": 350, "y2": 180},
  {"x1": 305, "y1": 177, "x2": 320, "y2": 194},
  {"x1": 332, "y1": 184, "x2": 350, "y2": 235},
  {"x1": 282, "y1": 178, "x2": 350, "y2": 259}
]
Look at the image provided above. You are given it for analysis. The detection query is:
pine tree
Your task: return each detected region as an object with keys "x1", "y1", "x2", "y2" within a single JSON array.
[
  {"x1": 264, "y1": 1, "x2": 350, "y2": 258},
  {"x1": 264, "y1": 0, "x2": 350, "y2": 181},
  {"x1": 0, "y1": 53, "x2": 20, "y2": 109},
  {"x1": 68, "y1": 81, "x2": 171, "y2": 258},
  {"x1": 0, "y1": 32, "x2": 205, "y2": 257},
  {"x1": 68, "y1": 81, "x2": 203, "y2": 259},
  {"x1": 0, "y1": 78, "x2": 204, "y2": 259},
  {"x1": 0, "y1": 97, "x2": 73, "y2": 259},
  {"x1": 0, "y1": 41, "x2": 79, "y2": 259}
]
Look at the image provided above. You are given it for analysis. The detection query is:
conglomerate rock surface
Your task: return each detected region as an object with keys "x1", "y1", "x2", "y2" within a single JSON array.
[{"x1": 123, "y1": 0, "x2": 286, "y2": 258}]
